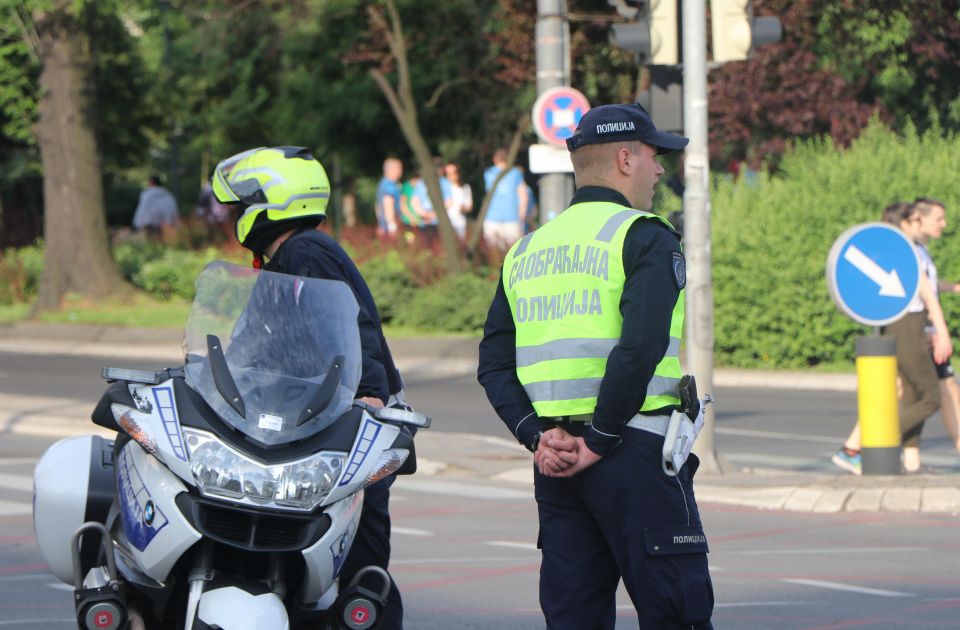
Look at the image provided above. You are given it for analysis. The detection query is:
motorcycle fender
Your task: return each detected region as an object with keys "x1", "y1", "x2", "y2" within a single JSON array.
[
  {"x1": 300, "y1": 490, "x2": 364, "y2": 603},
  {"x1": 116, "y1": 441, "x2": 201, "y2": 582},
  {"x1": 196, "y1": 586, "x2": 288, "y2": 630}
]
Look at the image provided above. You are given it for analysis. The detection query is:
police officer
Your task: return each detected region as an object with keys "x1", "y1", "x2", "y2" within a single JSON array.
[
  {"x1": 477, "y1": 104, "x2": 714, "y2": 629},
  {"x1": 212, "y1": 146, "x2": 408, "y2": 628}
]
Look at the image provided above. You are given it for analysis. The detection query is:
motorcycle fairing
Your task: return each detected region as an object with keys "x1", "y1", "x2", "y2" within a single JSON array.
[
  {"x1": 112, "y1": 379, "x2": 194, "y2": 485},
  {"x1": 115, "y1": 441, "x2": 201, "y2": 582},
  {"x1": 300, "y1": 491, "x2": 364, "y2": 602},
  {"x1": 117, "y1": 443, "x2": 169, "y2": 551},
  {"x1": 321, "y1": 417, "x2": 401, "y2": 507}
]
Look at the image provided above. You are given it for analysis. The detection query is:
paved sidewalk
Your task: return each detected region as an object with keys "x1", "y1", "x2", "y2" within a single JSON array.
[{"x1": 1, "y1": 322, "x2": 955, "y2": 514}]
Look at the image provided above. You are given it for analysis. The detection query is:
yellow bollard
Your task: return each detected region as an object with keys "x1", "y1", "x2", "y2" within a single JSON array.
[{"x1": 856, "y1": 336, "x2": 901, "y2": 475}]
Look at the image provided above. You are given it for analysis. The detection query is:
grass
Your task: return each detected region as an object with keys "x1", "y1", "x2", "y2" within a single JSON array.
[
  {"x1": 1, "y1": 292, "x2": 191, "y2": 329},
  {"x1": 0, "y1": 293, "x2": 476, "y2": 337}
]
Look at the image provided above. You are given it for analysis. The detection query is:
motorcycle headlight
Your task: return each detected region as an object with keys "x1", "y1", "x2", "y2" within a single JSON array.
[
  {"x1": 182, "y1": 428, "x2": 346, "y2": 511},
  {"x1": 363, "y1": 449, "x2": 409, "y2": 487}
]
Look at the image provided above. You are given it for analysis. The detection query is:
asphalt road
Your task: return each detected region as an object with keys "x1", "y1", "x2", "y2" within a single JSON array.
[{"x1": 2, "y1": 349, "x2": 960, "y2": 628}]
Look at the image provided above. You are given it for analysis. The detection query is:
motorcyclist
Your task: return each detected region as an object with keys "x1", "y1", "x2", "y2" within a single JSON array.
[{"x1": 212, "y1": 146, "x2": 408, "y2": 628}]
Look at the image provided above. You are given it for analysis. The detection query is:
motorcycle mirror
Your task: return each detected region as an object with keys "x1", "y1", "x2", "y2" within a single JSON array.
[{"x1": 374, "y1": 406, "x2": 432, "y2": 429}]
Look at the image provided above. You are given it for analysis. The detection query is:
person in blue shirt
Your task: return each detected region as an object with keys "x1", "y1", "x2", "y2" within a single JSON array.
[
  {"x1": 410, "y1": 158, "x2": 451, "y2": 246},
  {"x1": 483, "y1": 148, "x2": 528, "y2": 249},
  {"x1": 375, "y1": 158, "x2": 403, "y2": 238}
]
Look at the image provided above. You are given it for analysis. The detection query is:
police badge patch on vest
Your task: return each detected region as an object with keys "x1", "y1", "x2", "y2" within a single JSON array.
[{"x1": 672, "y1": 251, "x2": 686, "y2": 289}]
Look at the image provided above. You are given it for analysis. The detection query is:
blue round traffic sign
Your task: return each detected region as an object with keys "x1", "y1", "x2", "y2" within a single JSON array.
[
  {"x1": 532, "y1": 87, "x2": 590, "y2": 147},
  {"x1": 826, "y1": 223, "x2": 921, "y2": 327}
]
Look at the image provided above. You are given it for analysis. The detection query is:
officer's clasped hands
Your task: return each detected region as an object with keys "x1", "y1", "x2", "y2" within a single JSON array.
[
  {"x1": 534, "y1": 428, "x2": 606, "y2": 477},
  {"x1": 534, "y1": 427, "x2": 578, "y2": 475}
]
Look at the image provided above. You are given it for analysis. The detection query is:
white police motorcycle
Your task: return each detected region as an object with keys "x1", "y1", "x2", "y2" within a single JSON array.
[{"x1": 33, "y1": 261, "x2": 428, "y2": 629}]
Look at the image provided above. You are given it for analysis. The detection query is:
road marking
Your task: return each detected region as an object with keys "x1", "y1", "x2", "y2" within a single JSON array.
[
  {"x1": 392, "y1": 527, "x2": 433, "y2": 537},
  {"x1": 715, "y1": 601, "x2": 816, "y2": 608},
  {"x1": 0, "y1": 573, "x2": 49, "y2": 582},
  {"x1": 737, "y1": 546, "x2": 927, "y2": 556},
  {"x1": 395, "y1": 479, "x2": 531, "y2": 500},
  {"x1": 0, "y1": 619, "x2": 75, "y2": 626},
  {"x1": 716, "y1": 427, "x2": 839, "y2": 444},
  {"x1": 0, "y1": 499, "x2": 31, "y2": 516},
  {"x1": 486, "y1": 541, "x2": 538, "y2": 552},
  {"x1": 782, "y1": 578, "x2": 914, "y2": 598},
  {"x1": 0, "y1": 458, "x2": 38, "y2": 466},
  {"x1": 723, "y1": 453, "x2": 826, "y2": 468},
  {"x1": 392, "y1": 555, "x2": 524, "y2": 565},
  {"x1": 0, "y1": 472, "x2": 32, "y2": 494}
]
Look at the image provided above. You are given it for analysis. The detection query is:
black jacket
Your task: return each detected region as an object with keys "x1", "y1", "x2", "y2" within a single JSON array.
[
  {"x1": 477, "y1": 186, "x2": 683, "y2": 456},
  {"x1": 265, "y1": 227, "x2": 403, "y2": 403}
]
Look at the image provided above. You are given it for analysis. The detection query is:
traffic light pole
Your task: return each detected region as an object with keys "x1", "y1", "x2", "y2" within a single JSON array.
[
  {"x1": 682, "y1": 0, "x2": 723, "y2": 474},
  {"x1": 536, "y1": 0, "x2": 574, "y2": 223}
]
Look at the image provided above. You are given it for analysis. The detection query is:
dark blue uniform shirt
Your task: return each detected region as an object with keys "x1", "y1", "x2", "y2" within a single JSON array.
[
  {"x1": 477, "y1": 186, "x2": 682, "y2": 456},
  {"x1": 265, "y1": 227, "x2": 403, "y2": 403}
]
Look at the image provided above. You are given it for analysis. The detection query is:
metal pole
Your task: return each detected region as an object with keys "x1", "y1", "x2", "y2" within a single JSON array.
[
  {"x1": 536, "y1": 0, "x2": 574, "y2": 223},
  {"x1": 682, "y1": 0, "x2": 722, "y2": 473}
]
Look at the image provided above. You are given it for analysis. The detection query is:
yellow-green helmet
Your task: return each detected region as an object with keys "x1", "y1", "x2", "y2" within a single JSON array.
[{"x1": 212, "y1": 146, "x2": 331, "y2": 254}]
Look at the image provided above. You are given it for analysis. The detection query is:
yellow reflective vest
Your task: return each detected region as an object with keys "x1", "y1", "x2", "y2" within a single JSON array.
[{"x1": 503, "y1": 201, "x2": 683, "y2": 417}]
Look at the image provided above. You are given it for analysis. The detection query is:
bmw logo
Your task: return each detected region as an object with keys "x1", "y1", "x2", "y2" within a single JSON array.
[{"x1": 144, "y1": 501, "x2": 156, "y2": 526}]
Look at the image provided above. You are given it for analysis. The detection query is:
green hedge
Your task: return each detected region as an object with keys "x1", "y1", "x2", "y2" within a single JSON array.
[
  {"x1": 712, "y1": 119, "x2": 960, "y2": 368},
  {"x1": 393, "y1": 272, "x2": 497, "y2": 334},
  {"x1": 0, "y1": 241, "x2": 44, "y2": 304},
  {"x1": 357, "y1": 251, "x2": 420, "y2": 325}
]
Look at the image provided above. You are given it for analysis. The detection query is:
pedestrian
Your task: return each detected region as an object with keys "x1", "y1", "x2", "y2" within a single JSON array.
[
  {"x1": 910, "y1": 198, "x2": 960, "y2": 454},
  {"x1": 132, "y1": 174, "x2": 179, "y2": 238},
  {"x1": 399, "y1": 170, "x2": 423, "y2": 240},
  {"x1": 482, "y1": 148, "x2": 528, "y2": 249},
  {"x1": 443, "y1": 161, "x2": 472, "y2": 240},
  {"x1": 409, "y1": 159, "x2": 445, "y2": 246},
  {"x1": 477, "y1": 103, "x2": 714, "y2": 629},
  {"x1": 376, "y1": 157, "x2": 403, "y2": 239},
  {"x1": 212, "y1": 146, "x2": 410, "y2": 628},
  {"x1": 832, "y1": 201, "x2": 953, "y2": 475}
]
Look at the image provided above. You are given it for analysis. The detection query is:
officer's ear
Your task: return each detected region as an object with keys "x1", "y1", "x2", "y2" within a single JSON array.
[{"x1": 615, "y1": 145, "x2": 634, "y2": 176}]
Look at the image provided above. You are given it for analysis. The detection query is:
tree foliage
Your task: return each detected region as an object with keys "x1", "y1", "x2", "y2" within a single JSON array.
[{"x1": 709, "y1": 0, "x2": 960, "y2": 168}]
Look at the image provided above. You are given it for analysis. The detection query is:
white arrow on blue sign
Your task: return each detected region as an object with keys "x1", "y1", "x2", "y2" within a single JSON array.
[{"x1": 826, "y1": 223, "x2": 921, "y2": 327}]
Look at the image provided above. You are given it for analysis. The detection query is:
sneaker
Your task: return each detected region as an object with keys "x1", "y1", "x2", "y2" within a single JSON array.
[{"x1": 831, "y1": 450, "x2": 862, "y2": 476}]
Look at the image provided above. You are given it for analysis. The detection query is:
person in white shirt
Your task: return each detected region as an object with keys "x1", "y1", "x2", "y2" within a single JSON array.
[
  {"x1": 910, "y1": 198, "x2": 960, "y2": 455},
  {"x1": 443, "y1": 162, "x2": 472, "y2": 240}
]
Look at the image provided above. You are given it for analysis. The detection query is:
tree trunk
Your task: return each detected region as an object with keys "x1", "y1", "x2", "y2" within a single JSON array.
[
  {"x1": 33, "y1": 6, "x2": 127, "y2": 312},
  {"x1": 367, "y1": 0, "x2": 462, "y2": 273}
]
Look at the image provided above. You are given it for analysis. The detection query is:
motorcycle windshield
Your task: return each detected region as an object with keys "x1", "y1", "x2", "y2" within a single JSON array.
[{"x1": 183, "y1": 261, "x2": 362, "y2": 446}]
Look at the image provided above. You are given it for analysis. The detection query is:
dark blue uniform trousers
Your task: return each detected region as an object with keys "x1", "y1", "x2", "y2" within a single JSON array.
[
  {"x1": 535, "y1": 428, "x2": 714, "y2": 629},
  {"x1": 340, "y1": 473, "x2": 403, "y2": 628}
]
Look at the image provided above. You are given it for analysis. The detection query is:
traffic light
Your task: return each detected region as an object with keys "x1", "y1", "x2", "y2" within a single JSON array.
[
  {"x1": 710, "y1": 0, "x2": 782, "y2": 63},
  {"x1": 608, "y1": 0, "x2": 679, "y2": 66}
]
